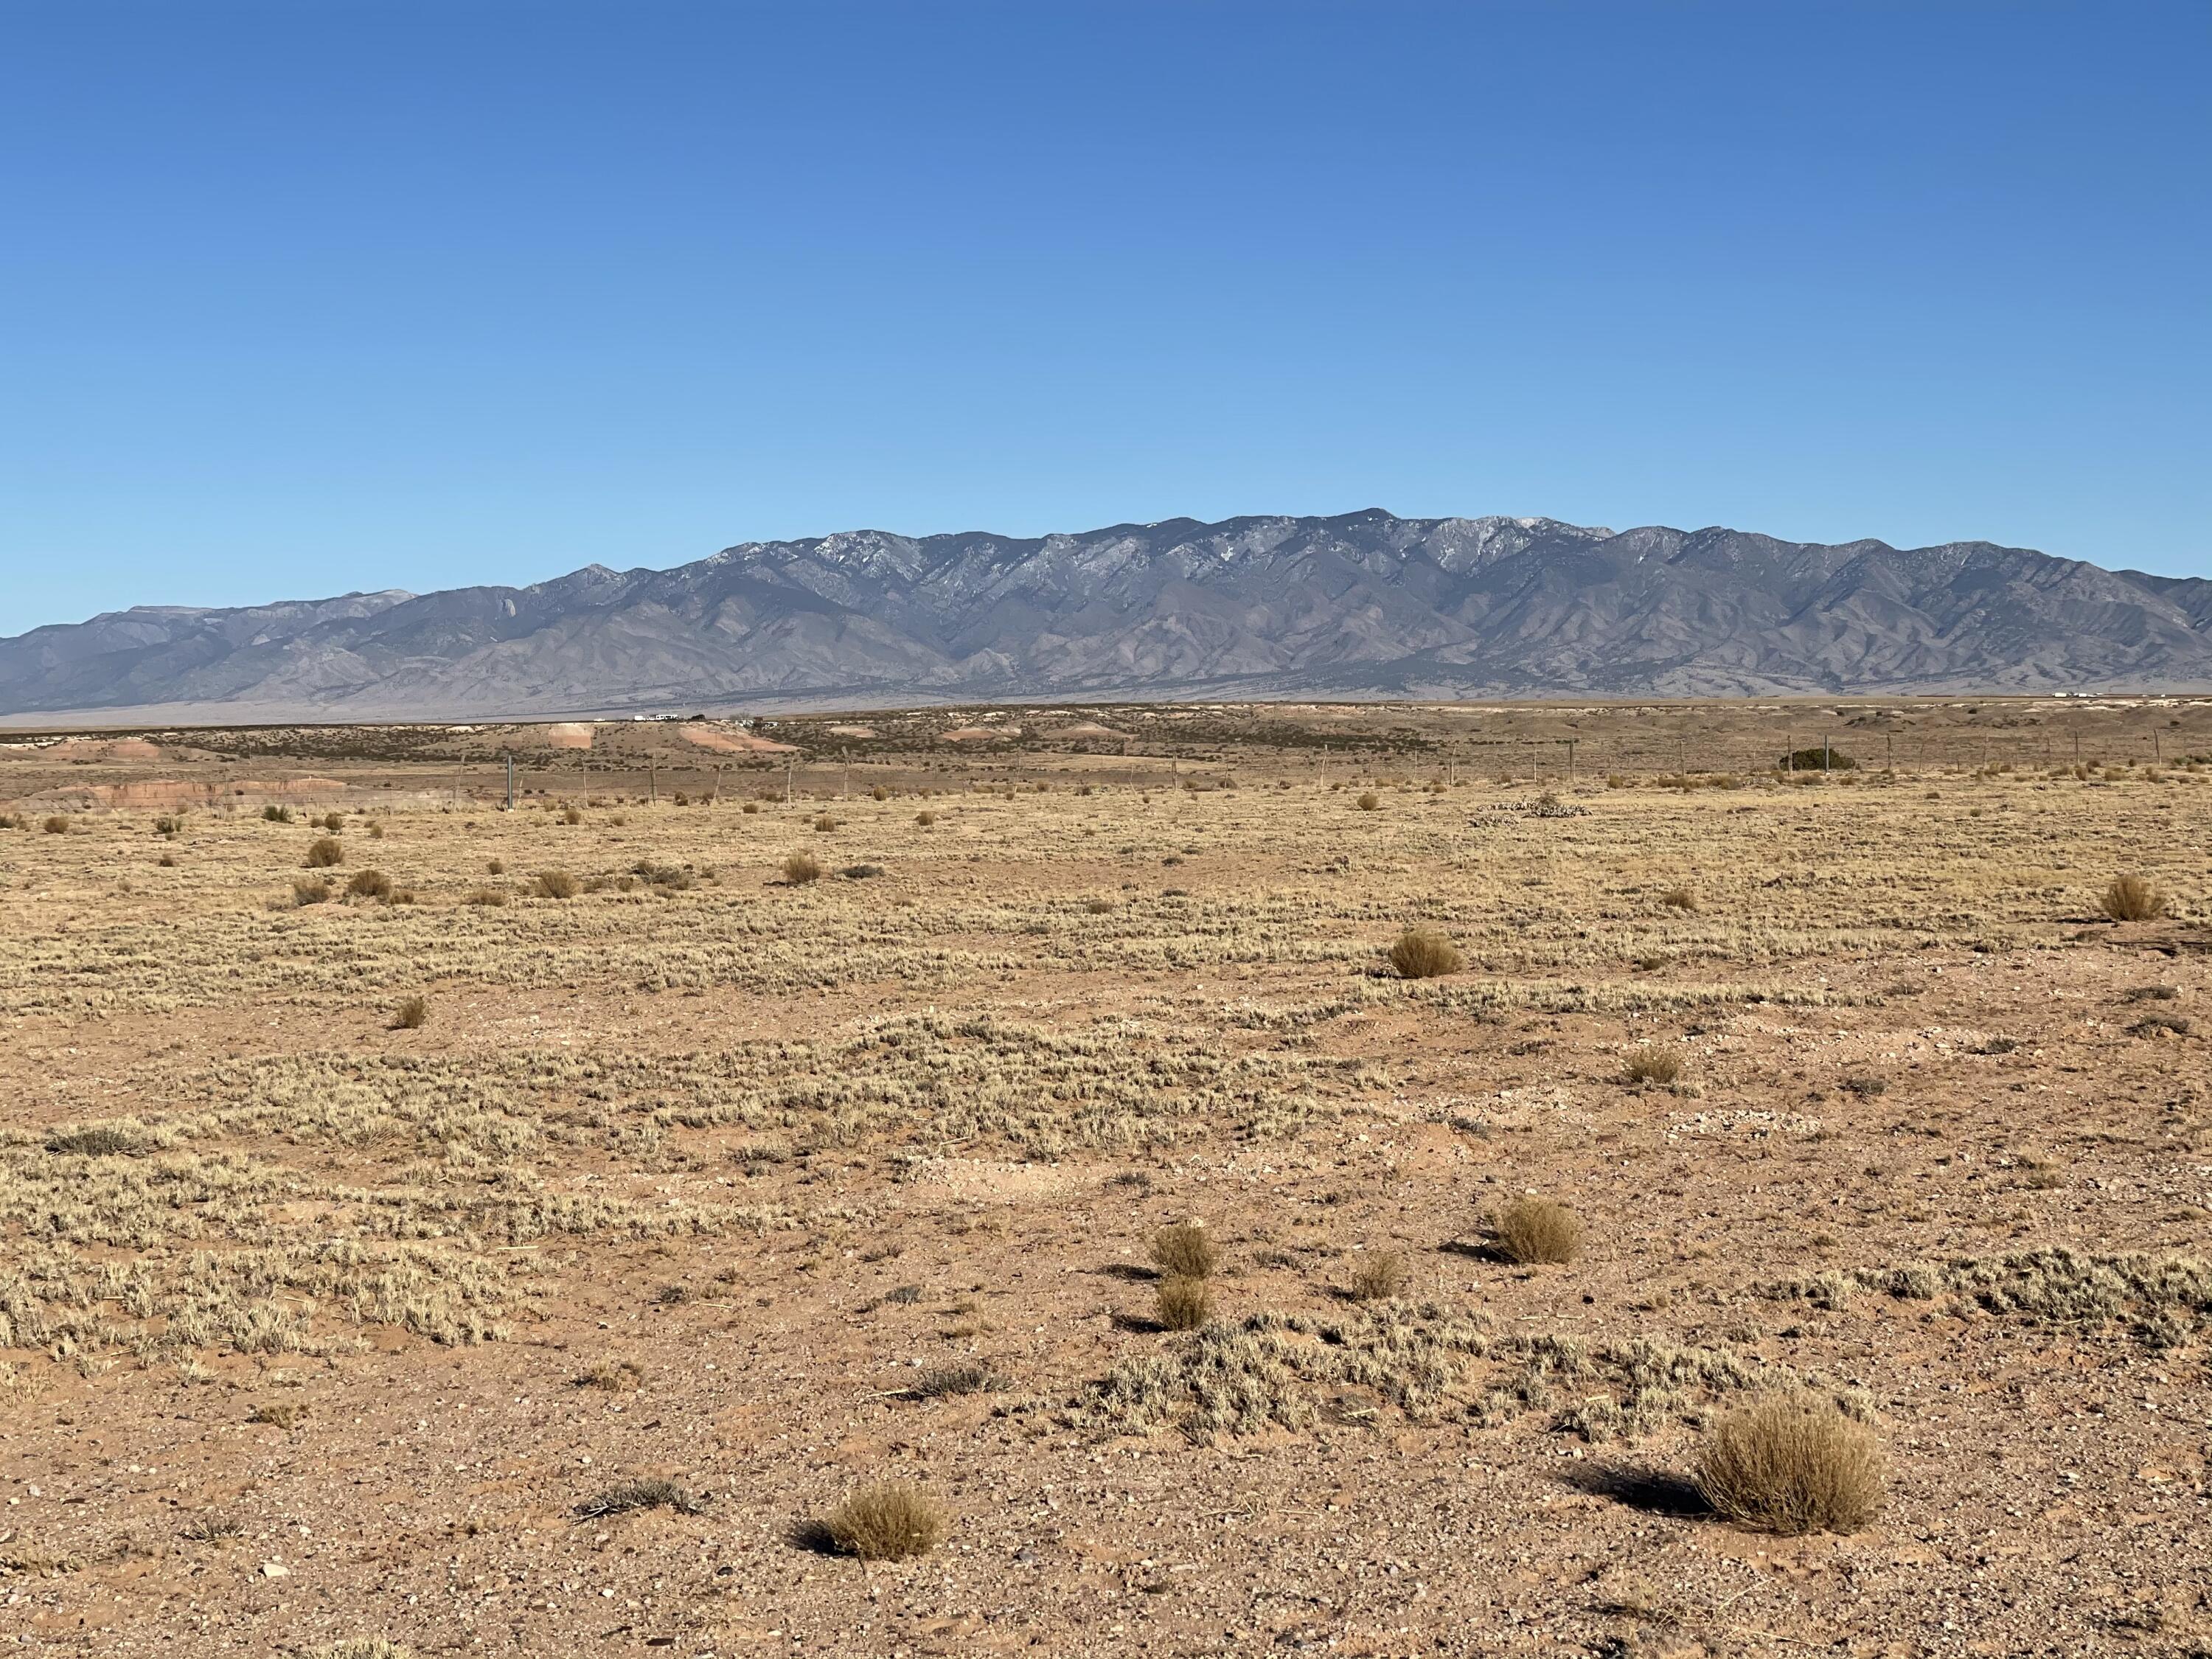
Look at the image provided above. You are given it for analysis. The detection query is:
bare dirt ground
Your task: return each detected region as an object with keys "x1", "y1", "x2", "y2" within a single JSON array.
[{"x1": 1, "y1": 698, "x2": 2209, "y2": 1658}]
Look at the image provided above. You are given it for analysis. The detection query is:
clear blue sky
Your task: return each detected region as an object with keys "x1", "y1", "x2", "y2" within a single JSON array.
[{"x1": 4, "y1": 1, "x2": 2206, "y2": 634}]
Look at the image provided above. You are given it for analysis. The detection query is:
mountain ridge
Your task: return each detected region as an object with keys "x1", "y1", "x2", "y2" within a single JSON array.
[{"x1": 4, "y1": 511, "x2": 2208, "y2": 721}]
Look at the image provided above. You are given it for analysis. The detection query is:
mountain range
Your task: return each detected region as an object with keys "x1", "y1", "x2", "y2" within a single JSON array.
[{"x1": 4, "y1": 511, "x2": 2209, "y2": 721}]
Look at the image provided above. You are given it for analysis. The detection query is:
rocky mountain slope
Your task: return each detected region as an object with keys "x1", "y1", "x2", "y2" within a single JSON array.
[{"x1": 4, "y1": 511, "x2": 2208, "y2": 719}]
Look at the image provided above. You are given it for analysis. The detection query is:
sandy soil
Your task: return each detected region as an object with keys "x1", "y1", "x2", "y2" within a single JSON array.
[{"x1": 1, "y1": 702, "x2": 2209, "y2": 1658}]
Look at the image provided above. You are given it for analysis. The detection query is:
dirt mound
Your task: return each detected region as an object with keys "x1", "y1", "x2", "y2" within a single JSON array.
[
  {"x1": 827, "y1": 725, "x2": 879, "y2": 739},
  {"x1": 942, "y1": 726, "x2": 1020, "y2": 742},
  {"x1": 45, "y1": 737, "x2": 164, "y2": 761},
  {"x1": 1051, "y1": 721, "x2": 1127, "y2": 741},
  {"x1": 543, "y1": 723, "x2": 596, "y2": 750},
  {"x1": 681, "y1": 726, "x2": 798, "y2": 754}
]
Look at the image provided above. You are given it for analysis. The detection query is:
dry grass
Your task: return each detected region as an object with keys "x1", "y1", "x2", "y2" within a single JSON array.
[
  {"x1": 1660, "y1": 884, "x2": 1697, "y2": 911},
  {"x1": 825, "y1": 1481, "x2": 947, "y2": 1560},
  {"x1": 305, "y1": 836, "x2": 344, "y2": 868},
  {"x1": 390, "y1": 994, "x2": 428, "y2": 1030},
  {"x1": 1696, "y1": 1394, "x2": 1884, "y2": 1534},
  {"x1": 1156, "y1": 1275, "x2": 1214, "y2": 1330},
  {"x1": 1622, "y1": 1046, "x2": 1685, "y2": 1087},
  {"x1": 1493, "y1": 1197, "x2": 1582, "y2": 1265},
  {"x1": 1388, "y1": 926, "x2": 1463, "y2": 979},
  {"x1": 42, "y1": 815, "x2": 69, "y2": 835},
  {"x1": 1151, "y1": 1221, "x2": 1220, "y2": 1279},
  {"x1": 2101, "y1": 874, "x2": 2168, "y2": 922},
  {"x1": 347, "y1": 869, "x2": 392, "y2": 900},
  {"x1": 1356, "y1": 791, "x2": 1380, "y2": 811},
  {"x1": 291, "y1": 876, "x2": 332, "y2": 906},
  {"x1": 782, "y1": 852, "x2": 823, "y2": 884},
  {"x1": 462, "y1": 886, "x2": 507, "y2": 906},
  {"x1": 533, "y1": 869, "x2": 580, "y2": 899},
  {"x1": 1347, "y1": 1248, "x2": 1410, "y2": 1301},
  {"x1": 574, "y1": 1360, "x2": 644, "y2": 1392},
  {"x1": 572, "y1": 1477, "x2": 708, "y2": 1520}
]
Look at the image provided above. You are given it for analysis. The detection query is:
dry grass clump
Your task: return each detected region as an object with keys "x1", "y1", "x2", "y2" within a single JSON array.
[
  {"x1": 1388, "y1": 926, "x2": 1463, "y2": 979},
  {"x1": 1151, "y1": 1221, "x2": 1220, "y2": 1279},
  {"x1": 533, "y1": 869, "x2": 580, "y2": 900},
  {"x1": 248, "y1": 1400, "x2": 307, "y2": 1430},
  {"x1": 2101, "y1": 874, "x2": 2168, "y2": 922},
  {"x1": 291, "y1": 877, "x2": 332, "y2": 906},
  {"x1": 1348, "y1": 1248, "x2": 1410, "y2": 1302},
  {"x1": 1355, "y1": 791, "x2": 1380, "y2": 811},
  {"x1": 1622, "y1": 1046, "x2": 1684, "y2": 1087},
  {"x1": 561, "y1": 804, "x2": 583, "y2": 824},
  {"x1": 573, "y1": 1477, "x2": 708, "y2": 1520},
  {"x1": 813, "y1": 813, "x2": 837, "y2": 832},
  {"x1": 347, "y1": 868, "x2": 392, "y2": 900},
  {"x1": 43, "y1": 815, "x2": 69, "y2": 835},
  {"x1": 305, "y1": 836, "x2": 344, "y2": 868},
  {"x1": 915, "y1": 810, "x2": 936, "y2": 827},
  {"x1": 782, "y1": 852, "x2": 823, "y2": 885},
  {"x1": 1085, "y1": 896, "x2": 1116, "y2": 914},
  {"x1": 1696, "y1": 1394, "x2": 1884, "y2": 1535},
  {"x1": 1660, "y1": 885, "x2": 1698, "y2": 911},
  {"x1": 574, "y1": 1360, "x2": 644, "y2": 1392},
  {"x1": 317, "y1": 811, "x2": 344, "y2": 832},
  {"x1": 825, "y1": 1481, "x2": 947, "y2": 1560},
  {"x1": 1156, "y1": 1275, "x2": 1214, "y2": 1329},
  {"x1": 486, "y1": 858, "x2": 505, "y2": 874},
  {"x1": 913, "y1": 1364, "x2": 1002, "y2": 1399},
  {"x1": 262, "y1": 804, "x2": 293, "y2": 823},
  {"x1": 309, "y1": 1642, "x2": 419, "y2": 1659},
  {"x1": 366, "y1": 820, "x2": 385, "y2": 839},
  {"x1": 462, "y1": 886, "x2": 507, "y2": 906},
  {"x1": 1493, "y1": 1197, "x2": 1582, "y2": 1265},
  {"x1": 390, "y1": 994, "x2": 428, "y2": 1030}
]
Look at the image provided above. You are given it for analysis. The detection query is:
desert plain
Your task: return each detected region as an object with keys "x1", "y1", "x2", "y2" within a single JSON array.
[{"x1": 1, "y1": 697, "x2": 2209, "y2": 1658}]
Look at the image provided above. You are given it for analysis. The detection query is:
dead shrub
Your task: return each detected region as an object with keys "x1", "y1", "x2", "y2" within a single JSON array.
[
  {"x1": 248, "y1": 1401, "x2": 307, "y2": 1430},
  {"x1": 1085, "y1": 897, "x2": 1115, "y2": 914},
  {"x1": 462, "y1": 887, "x2": 507, "y2": 907},
  {"x1": 1696, "y1": 1394, "x2": 1884, "y2": 1535},
  {"x1": 870, "y1": 785, "x2": 888, "y2": 801},
  {"x1": 390, "y1": 994, "x2": 428, "y2": 1030},
  {"x1": 262, "y1": 804, "x2": 293, "y2": 823},
  {"x1": 915, "y1": 810, "x2": 936, "y2": 827},
  {"x1": 533, "y1": 869, "x2": 580, "y2": 900},
  {"x1": 347, "y1": 869, "x2": 392, "y2": 900},
  {"x1": 305, "y1": 836, "x2": 344, "y2": 868},
  {"x1": 1155, "y1": 1275, "x2": 1214, "y2": 1330},
  {"x1": 1151, "y1": 1221, "x2": 1219, "y2": 1279},
  {"x1": 291, "y1": 877, "x2": 332, "y2": 906},
  {"x1": 782, "y1": 852, "x2": 823, "y2": 885},
  {"x1": 42, "y1": 815, "x2": 69, "y2": 835},
  {"x1": 1388, "y1": 926, "x2": 1462, "y2": 979},
  {"x1": 318, "y1": 812, "x2": 344, "y2": 832},
  {"x1": 561, "y1": 805, "x2": 583, "y2": 824},
  {"x1": 813, "y1": 813, "x2": 837, "y2": 832},
  {"x1": 1660, "y1": 885, "x2": 1697, "y2": 911},
  {"x1": 1348, "y1": 1249, "x2": 1410, "y2": 1302},
  {"x1": 366, "y1": 821, "x2": 385, "y2": 839},
  {"x1": 1493, "y1": 1197, "x2": 1582, "y2": 1265},
  {"x1": 574, "y1": 1360, "x2": 643, "y2": 1393},
  {"x1": 1622, "y1": 1046, "x2": 1684, "y2": 1087},
  {"x1": 573, "y1": 1477, "x2": 708, "y2": 1520},
  {"x1": 2101, "y1": 874, "x2": 2167, "y2": 922},
  {"x1": 741, "y1": 801, "x2": 759, "y2": 815},
  {"x1": 487, "y1": 858, "x2": 505, "y2": 874},
  {"x1": 825, "y1": 1481, "x2": 946, "y2": 1561},
  {"x1": 1356, "y1": 792, "x2": 1380, "y2": 811}
]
